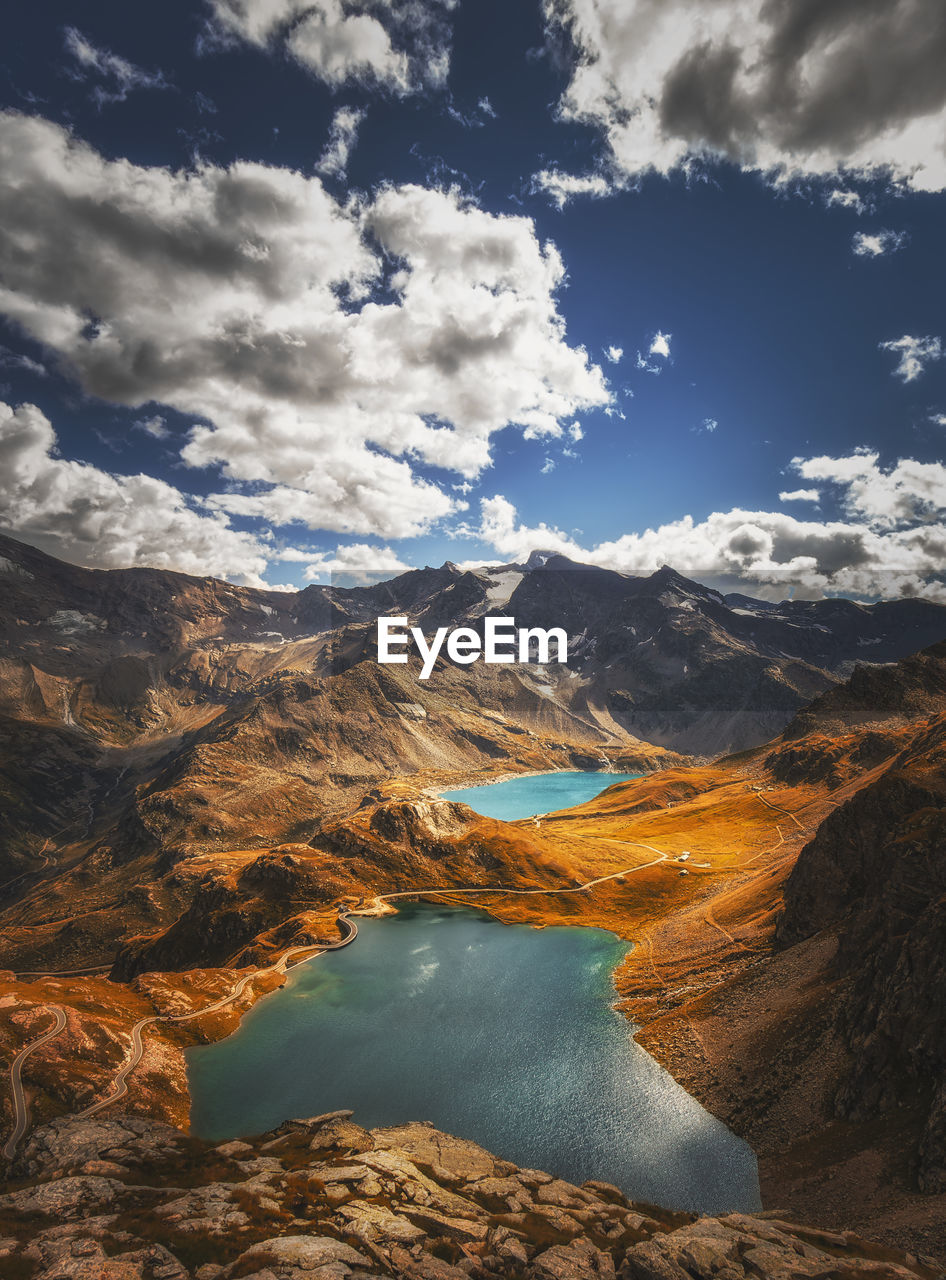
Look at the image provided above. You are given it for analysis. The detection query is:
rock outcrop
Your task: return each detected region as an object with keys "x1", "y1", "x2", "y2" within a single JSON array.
[
  {"x1": 2, "y1": 1112, "x2": 938, "y2": 1280},
  {"x1": 776, "y1": 727, "x2": 946, "y2": 1192}
]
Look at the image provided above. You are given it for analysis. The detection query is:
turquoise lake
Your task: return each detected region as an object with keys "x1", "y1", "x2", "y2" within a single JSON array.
[
  {"x1": 440, "y1": 770, "x2": 643, "y2": 819},
  {"x1": 188, "y1": 903, "x2": 760, "y2": 1214}
]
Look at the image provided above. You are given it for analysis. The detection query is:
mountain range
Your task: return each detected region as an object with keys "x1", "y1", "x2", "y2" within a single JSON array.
[
  {"x1": 3, "y1": 532, "x2": 946, "y2": 1264},
  {"x1": 3, "y1": 531, "x2": 945, "y2": 881}
]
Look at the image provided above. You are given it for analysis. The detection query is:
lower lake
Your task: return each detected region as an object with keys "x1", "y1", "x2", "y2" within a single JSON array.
[
  {"x1": 439, "y1": 770, "x2": 644, "y2": 820},
  {"x1": 187, "y1": 903, "x2": 760, "y2": 1214}
]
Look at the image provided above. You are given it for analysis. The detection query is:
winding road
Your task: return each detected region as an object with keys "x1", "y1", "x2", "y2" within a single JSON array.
[
  {"x1": 77, "y1": 916, "x2": 359, "y2": 1120},
  {"x1": 3, "y1": 1007, "x2": 66, "y2": 1161},
  {"x1": 365, "y1": 841, "x2": 670, "y2": 911}
]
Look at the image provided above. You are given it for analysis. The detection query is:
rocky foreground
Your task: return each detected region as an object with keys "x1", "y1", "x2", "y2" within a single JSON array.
[{"x1": 1, "y1": 1112, "x2": 940, "y2": 1280}]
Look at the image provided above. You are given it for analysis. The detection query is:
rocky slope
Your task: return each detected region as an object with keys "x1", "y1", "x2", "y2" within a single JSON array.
[
  {"x1": 3, "y1": 532, "x2": 946, "y2": 886},
  {"x1": 9, "y1": 530, "x2": 944, "y2": 973},
  {"x1": 2, "y1": 1110, "x2": 938, "y2": 1280},
  {"x1": 593, "y1": 642, "x2": 946, "y2": 1258},
  {"x1": 776, "y1": 715, "x2": 946, "y2": 1194}
]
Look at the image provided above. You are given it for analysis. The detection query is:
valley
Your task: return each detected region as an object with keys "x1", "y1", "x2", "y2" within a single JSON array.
[{"x1": 2, "y1": 535, "x2": 946, "y2": 1269}]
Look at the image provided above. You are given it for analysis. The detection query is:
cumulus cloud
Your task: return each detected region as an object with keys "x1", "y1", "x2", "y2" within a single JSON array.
[
  {"x1": 530, "y1": 169, "x2": 613, "y2": 209},
  {"x1": 64, "y1": 27, "x2": 170, "y2": 107},
  {"x1": 604, "y1": 345, "x2": 623, "y2": 363},
  {"x1": 636, "y1": 330, "x2": 671, "y2": 374},
  {"x1": 296, "y1": 542, "x2": 410, "y2": 582},
  {"x1": 880, "y1": 335, "x2": 944, "y2": 382},
  {"x1": 649, "y1": 331, "x2": 671, "y2": 359},
  {"x1": 779, "y1": 488, "x2": 820, "y2": 503},
  {"x1": 205, "y1": 0, "x2": 455, "y2": 94},
  {"x1": 568, "y1": 421, "x2": 584, "y2": 442},
  {"x1": 476, "y1": 495, "x2": 579, "y2": 561},
  {"x1": 0, "y1": 112, "x2": 608, "y2": 546},
  {"x1": 469, "y1": 450, "x2": 946, "y2": 597},
  {"x1": 315, "y1": 105, "x2": 366, "y2": 179},
  {"x1": 794, "y1": 451, "x2": 946, "y2": 527},
  {"x1": 544, "y1": 0, "x2": 946, "y2": 191},
  {"x1": 204, "y1": 476, "x2": 452, "y2": 540},
  {"x1": 0, "y1": 401, "x2": 276, "y2": 585},
  {"x1": 852, "y1": 229, "x2": 908, "y2": 258}
]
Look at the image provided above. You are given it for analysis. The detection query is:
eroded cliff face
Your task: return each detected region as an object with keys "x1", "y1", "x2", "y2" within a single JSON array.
[
  {"x1": 2, "y1": 1111, "x2": 939, "y2": 1280},
  {"x1": 777, "y1": 732, "x2": 946, "y2": 1193}
]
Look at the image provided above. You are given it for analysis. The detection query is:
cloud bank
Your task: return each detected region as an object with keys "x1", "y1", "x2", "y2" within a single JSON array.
[
  {"x1": 0, "y1": 112, "x2": 609, "y2": 550},
  {"x1": 470, "y1": 450, "x2": 946, "y2": 598},
  {"x1": 544, "y1": 0, "x2": 946, "y2": 191},
  {"x1": 0, "y1": 401, "x2": 275, "y2": 584}
]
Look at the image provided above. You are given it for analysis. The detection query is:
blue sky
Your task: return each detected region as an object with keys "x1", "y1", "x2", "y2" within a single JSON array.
[{"x1": 1, "y1": 0, "x2": 946, "y2": 596}]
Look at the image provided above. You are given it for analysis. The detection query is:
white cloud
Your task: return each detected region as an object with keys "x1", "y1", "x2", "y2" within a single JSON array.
[
  {"x1": 315, "y1": 105, "x2": 366, "y2": 179},
  {"x1": 604, "y1": 345, "x2": 623, "y2": 364},
  {"x1": 931, "y1": 413, "x2": 946, "y2": 427},
  {"x1": 793, "y1": 451, "x2": 946, "y2": 528},
  {"x1": 544, "y1": 0, "x2": 946, "y2": 192},
  {"x1": 205, "y1": 0, "x2": 456, "y2": 94},
  {"x1": 540, "y1": 456, "x2": 556, "y2": 475},
  {"x1": 476, "y1": 495, "x2": 580, "y2": 561},
  {"x1": 852, "y1": 229, "x2": 908, "y2": 258},
  {"x1": 649, "y1": 331, "x2": 671, "y2": 359},
  {"x1": 204, "y1": 475, "x2": 454, "y2": 540},
  {"x1": 470, "y1": 450, "x2": 946, "y2": 597},
  {"x1": 826, "y1": 189, "x2": 867, "y2": 213},
  {"x1": 636, "y1": 331, "x2": 671, "y2": 375},
  {"x1": 880, "y1": 335, "x2": 944, "y2": 382},
  {"x1": 696, "y1": 417, "x2": 717, "y2": 434},
  {"x1": 0, "y1": 401, "x2": 276, "y2": 585},
  {"x1": 133, "y1": 414, "x2": 170, "y2": 439},
  {"x1": 568, "y1": 421, "x2": 584, "y2": 442},
  {"x1": 0, "y1": 112, "x2": 609, "y2": 547},
  {"x1": 298, "y1": 542, "x2": 410, "y2": 582},
  {"x1": 64, "y1": 27, "x2": 170, "y2": 107},
  {"x1": 779, "y1": 488, "x2": 820, "y2": 503},
  {"x1": 530, "y1": 169, "x2": 613, "y2": 209},
  {"x1": 477, "y1": 97, "x2": 496, "y2": 119}
]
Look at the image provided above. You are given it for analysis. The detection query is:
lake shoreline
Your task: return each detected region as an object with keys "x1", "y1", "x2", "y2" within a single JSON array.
[
  {"x1": 187, "y1": 900, "x2": 761, "y2": 1214},
  {"x1": 436, "y1": 767, "x2": 644, "y2": 820}
]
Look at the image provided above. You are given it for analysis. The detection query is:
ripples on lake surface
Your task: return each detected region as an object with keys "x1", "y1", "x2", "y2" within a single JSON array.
[
  {"x1": 188, "y1": 903, "x2": 759, "y2": 1214},
  {"x1": 439, "y1": 770, "x2": 644, "y2": 820}
]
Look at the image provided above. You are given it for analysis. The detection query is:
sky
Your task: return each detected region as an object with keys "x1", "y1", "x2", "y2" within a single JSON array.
[{"x1": 1, "y1": 0, "x2": 946, "y2": 597}]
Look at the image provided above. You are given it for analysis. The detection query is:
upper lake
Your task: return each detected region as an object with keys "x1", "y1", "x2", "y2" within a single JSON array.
[
  {"x1": 188, "y1": 903, "x2": 759, "y2": 1214},
  {"x1": 439, "y1": 770, "x2": 643, "y2": 820}
]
